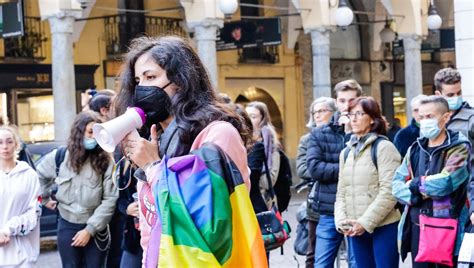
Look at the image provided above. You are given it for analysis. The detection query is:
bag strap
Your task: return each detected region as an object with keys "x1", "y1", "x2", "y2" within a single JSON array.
[
  {"x1": 55, "y1": 146, "x2": 67, "y2": 177},
  {"x1": 262, "y1": 144, "x2": 276, "y2": 201},
  {"x1": 343, "y1": 147, "x2": 350, "y2": 164},
  {"x1": 371, "y1": 136, "x2": 384, "y2": 171}
]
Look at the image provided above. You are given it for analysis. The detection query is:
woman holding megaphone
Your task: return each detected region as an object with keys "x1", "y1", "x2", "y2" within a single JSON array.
[{"x1": 114, "y1": 36, "x2": 261, "y2": 267}]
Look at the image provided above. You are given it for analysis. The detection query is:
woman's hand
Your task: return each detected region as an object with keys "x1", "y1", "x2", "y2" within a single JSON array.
[
  {"x1": 126, "y1": 202, "x2": 139, "y2": 217},
  {"x1": 470, "y1": 213, "x2": 474, "y2": 225},
  {"x1": 339, "y1": 220, "x2": 353, "y2": 236},
  {"x1": 45, "y1": 200, "x2": 58, "y2": 210},
  {"x1": 122, "y1": 124, "x2": 160, "y2": 169},
  {"x1": 71, "y1": 229, "x2": 91, "y2": 247},
  {"x1": 0, "y1": 232, "x2": 10, "y2": 247},
  {"x1": 346, "y1": 219, "x2": 366, "y2": 236}
]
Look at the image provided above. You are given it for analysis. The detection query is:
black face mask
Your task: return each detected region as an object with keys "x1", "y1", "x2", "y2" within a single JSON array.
[{"x1": 133, "y1": 83, "x2": 172, "y2": 128}]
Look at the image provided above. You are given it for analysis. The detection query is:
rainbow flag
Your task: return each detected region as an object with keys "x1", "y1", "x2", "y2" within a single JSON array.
[{"x1": 145, "y1": 144, "x2": 267, "y2": 267}]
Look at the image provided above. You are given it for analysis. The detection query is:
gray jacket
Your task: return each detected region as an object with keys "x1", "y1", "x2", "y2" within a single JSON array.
[
  {"x1": 449, "y1": 102, "x2": 474, "y2": 213},
  {"x1": 296, "y1": 133, "x2": 312, "y2": 181},
  {"x1": 37, "y1": 149, "x2": 118, "y2": 236}
]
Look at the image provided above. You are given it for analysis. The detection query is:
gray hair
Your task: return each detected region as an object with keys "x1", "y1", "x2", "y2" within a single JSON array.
[
  {"x1": 306, "y1": 97, "x2": 337, "y2": 128},
  {"x1": 411, "y1": 94, "x2": 427, "y2": 107},
  {"x1": 419, "y1": 95, "x2": 449, "y2": 114}
]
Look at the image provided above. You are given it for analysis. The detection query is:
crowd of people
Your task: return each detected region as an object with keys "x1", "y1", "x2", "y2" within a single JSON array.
[
  {"x1": 296, "y1": 67, "x2": 474, "y2": 268},
  {"x1": 0, "y1": 34, "x2": 473, "y2": 268}
]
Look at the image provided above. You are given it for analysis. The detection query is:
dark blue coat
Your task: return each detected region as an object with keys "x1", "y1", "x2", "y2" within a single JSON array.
[
  {"x1": 306, "y1": 121, "x2": 348, "y2": 215},
  {"x1": 393, "y1": 119, "x2": 419, "y2": 157}
]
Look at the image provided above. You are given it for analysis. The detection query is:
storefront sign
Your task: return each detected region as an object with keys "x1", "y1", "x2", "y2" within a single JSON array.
[
  {"x1": 330, "y1": 60, "x2": 371, "y2": 85},
  {"x1": 0, "y1": 64, "x2": 98, "y2": 90}
]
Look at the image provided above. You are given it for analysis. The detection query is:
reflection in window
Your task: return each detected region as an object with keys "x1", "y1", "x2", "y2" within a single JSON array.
[{"x1": 18, "y1": 95, "x2": 54, "y2": 142}]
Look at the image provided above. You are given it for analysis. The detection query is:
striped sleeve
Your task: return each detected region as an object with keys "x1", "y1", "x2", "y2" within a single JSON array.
[
  {"x1": 419, "y1": 143, "x2": 471, "y2": 198},
  {"x1": 392, "y1": 148, "x2": 413, "y2": 205}
]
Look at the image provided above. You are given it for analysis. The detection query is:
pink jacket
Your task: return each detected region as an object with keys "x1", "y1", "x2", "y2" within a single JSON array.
[{"x1": 137, "y1": 121, "x2": 250, "y2": 266}]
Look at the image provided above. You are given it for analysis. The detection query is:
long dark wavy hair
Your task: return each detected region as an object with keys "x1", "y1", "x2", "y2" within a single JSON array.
[
  {"x1": 67, "y1": 111, "x2": 111, "y2": 175},
  {"x1": 114, "y1": 36, "x2": 251, "y2": 153}
]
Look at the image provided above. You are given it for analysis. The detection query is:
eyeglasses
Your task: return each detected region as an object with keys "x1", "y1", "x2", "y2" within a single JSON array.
[
  {"x1": 348, "y1": 111, "x2": 367, "y2": 119},
  {"x1": 312, "y1": 109, "x2": 332, "y2": 115}
]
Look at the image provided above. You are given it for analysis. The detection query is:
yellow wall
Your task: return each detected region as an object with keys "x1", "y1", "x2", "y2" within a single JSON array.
[{"x1": 1, "y1": 0, "x2": 305, "y2": 157}]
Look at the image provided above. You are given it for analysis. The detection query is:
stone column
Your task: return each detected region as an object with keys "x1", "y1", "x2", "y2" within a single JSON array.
[
  {"x1": 193, "y1": 20, "x2": 222, "y2": 91},
  {"x1": 402, "y1": 34, "x2": 423, "y2": 122},
  {"x1": 454, "y1": 0, "x2": 474, "y2": 104},
  {"x1": 310, "y1": 27, "x2": 332, "y2": 98},
  {"x1": 48, "y1": 12, "x2": 80, "y2": 141}
]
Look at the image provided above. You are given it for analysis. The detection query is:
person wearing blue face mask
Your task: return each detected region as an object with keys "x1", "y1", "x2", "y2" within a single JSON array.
[
  {"x1": 434, "y1": 67, "x2": 474, "y2": 229},
  {"x1": 36, "y1": 111, "x2": 118, "y2": 268},
  {"x1": 392, "y1": 96, "x2": 471, "y2": 267},
  {"x1": 434, "y1": 68, "x2": 474, "y2": 143}
]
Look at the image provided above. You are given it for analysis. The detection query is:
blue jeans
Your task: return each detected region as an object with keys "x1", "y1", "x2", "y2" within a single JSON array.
[
  {"x1": 120, "y1": 248, "x2": 143, "y2": 268},
  {"x1": 348, "y1": 222, "x2": 399, "y2": 268},
  {"x1": 314, "y1": 215, "x2": 344, "y2": 268},
  {"x1": 57, "y1": 217, "x2": 107, "y2": 268}
]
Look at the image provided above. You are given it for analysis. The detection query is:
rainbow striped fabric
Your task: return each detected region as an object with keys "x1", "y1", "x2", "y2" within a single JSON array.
[{"x1": 145, "y1": 144, "x2": 267, "y2": 267}]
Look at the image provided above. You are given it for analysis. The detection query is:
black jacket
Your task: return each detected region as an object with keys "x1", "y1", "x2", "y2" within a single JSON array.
[
  {"x1": 306, "y1": 120, "x2": 348, "y2": 215},
  {"x1": 116, "y1": 164, "x2": 141, "y2": 254},
  {"x1": 247, "y1": 142, "x2": 268, "y2": 214},
  {"x1": 393, "y1": 119, "x2": 419, "y2": 158}
]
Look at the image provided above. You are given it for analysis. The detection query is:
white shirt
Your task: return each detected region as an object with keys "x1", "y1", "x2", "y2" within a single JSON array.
[{"x1": 0, "y1": 161, "x2": 41, "y2": 267}]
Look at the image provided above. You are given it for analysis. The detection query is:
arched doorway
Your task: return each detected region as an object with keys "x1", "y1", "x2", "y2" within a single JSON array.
[{"x1": 235, "y1": 86, "x2": 283, "y2": 141}]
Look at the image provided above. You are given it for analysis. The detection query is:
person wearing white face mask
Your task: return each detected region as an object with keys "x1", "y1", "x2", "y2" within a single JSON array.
[{"x1": 392, "y1": 96, "x2": 471, "y2": 267}]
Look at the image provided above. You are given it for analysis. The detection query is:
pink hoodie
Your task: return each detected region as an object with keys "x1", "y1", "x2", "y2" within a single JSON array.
[{"x1": 137, "y1": 121, "x2": 250, "y2": 266}]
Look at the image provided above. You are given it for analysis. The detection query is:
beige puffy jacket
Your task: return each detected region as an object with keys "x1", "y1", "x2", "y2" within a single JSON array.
[{"x1": 334, "y1": 133, "x2": 401, "y2": 234}]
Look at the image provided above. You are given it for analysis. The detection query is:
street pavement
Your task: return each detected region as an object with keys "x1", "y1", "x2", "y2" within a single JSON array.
[{"x1": 37, "y1": 188, "x2": 412, "y2": 267}]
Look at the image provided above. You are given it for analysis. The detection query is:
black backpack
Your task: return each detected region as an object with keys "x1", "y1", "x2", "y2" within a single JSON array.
[
  {"x1": 47, "y1": 146, "x2": 67, "y2": 200},
  {"x1": 274, "y1": 149, "x2": 292, "y2": 213},
  {"x1": 55, "y1": 146, "x2": 67, "y2": 176},
  {"x1": 343, "y1": 136, "x2": 385, "y2": 170}
]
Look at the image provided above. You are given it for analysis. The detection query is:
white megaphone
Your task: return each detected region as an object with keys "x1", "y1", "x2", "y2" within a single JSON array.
[{"x1": 92, "y1": 107, "x2": 146, "y2": 153}]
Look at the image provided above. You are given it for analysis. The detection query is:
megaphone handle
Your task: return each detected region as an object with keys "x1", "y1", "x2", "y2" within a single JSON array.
[{"x1": 130, "y1": 129, "x2": 141, "y2": 139}]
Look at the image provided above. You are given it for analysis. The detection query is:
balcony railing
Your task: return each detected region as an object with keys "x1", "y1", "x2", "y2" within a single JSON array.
[
  {"x1": 4, "y1": 16, "x2": 47, "y2": 61},
  {"x1": 145, "y1": 16, "x2": 186, "y2": 38},
  {"x1": 104, "y1": 15, "x2": 186, "y2": 58}
]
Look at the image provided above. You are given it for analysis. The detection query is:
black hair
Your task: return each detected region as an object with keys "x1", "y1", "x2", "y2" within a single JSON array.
[
  {"x1": 89, "y1": 94, "x2": 112, "y2": 113},
  {"x1": 114, "y1": 36, "x2": 251, "y2": 153}
]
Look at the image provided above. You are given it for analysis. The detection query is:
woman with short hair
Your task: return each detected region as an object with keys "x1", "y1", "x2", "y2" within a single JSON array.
[
  {"x1": 297, "y1": 97, "x2": 336, "y2": 267},
  {"x1": 334, "y1": 97, "x2": 401, "y2": 268}
]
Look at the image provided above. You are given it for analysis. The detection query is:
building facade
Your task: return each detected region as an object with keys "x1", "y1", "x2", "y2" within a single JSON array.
[{"x1": 0, "y1": 0, "x2": 466, "y2": 158}]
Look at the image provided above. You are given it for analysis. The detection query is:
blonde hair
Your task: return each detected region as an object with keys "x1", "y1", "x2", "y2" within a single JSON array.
[{"x1": 0, "y1": 125, "x2": 22, "y2": 153}]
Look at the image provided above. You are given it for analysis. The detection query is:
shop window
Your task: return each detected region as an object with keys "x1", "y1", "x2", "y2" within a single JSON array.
[
  {"x1": 18, "y1": 95, "x2": 54, "y2": 142},
  {"x1": 393, "y1": 87, "x2": 407, "y2": 127}
]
